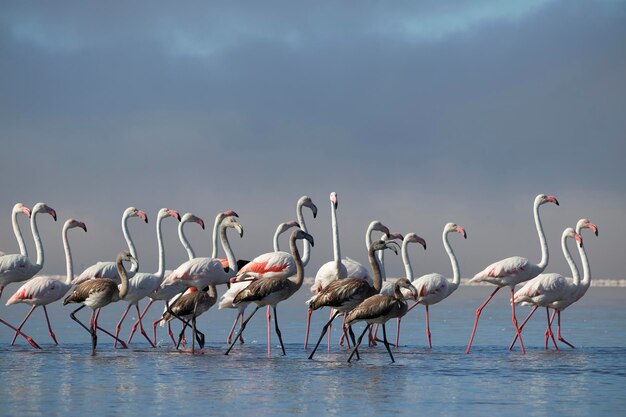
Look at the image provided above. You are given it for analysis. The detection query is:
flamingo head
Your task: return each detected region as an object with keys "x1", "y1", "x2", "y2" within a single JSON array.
[
  {"x1": 445, "y1": 222, "x2": 467, "y2": 239},
  {"x1": 278, "y1": 221, "x2": 300, "y2": 235},
  {"x1": 292, "y1": 229, "x2": 314, "y2": 247},
  {"x1": 577, "y1": 218, "x2": 598, "y2": 236},
  {"x1": 536, "y1": 194, "x2": 559, "y2": 207},
  {"x1": 330, "y1": 192, "x2": 338, "y2": 209},
  {"x1": 32, "y1": 203, "x2": 57, "y2": 221},
  {"x1": 117, "y1": 250, "x2": 138, "y2": 270},
  {"x1": 395, "y1": 278, "x2": 418, "y2": 300},
  {"x1": 222, "y1": 210, "x2": 239, "y2": 218},
  {"x1": 565, "y1": 227, "x2": 583, "y2": 248},
  {"x1": 299, "y1": 196, "x2": 318, "y2": 219},
  {"x1": 182, "y1": 213, "x2": 205, "y2": 230},
  {"x1": 158, "y1": 208, "x2": 181, "y2": 222},
  {"x1": 130, "y1": 207, "x2": 149, "y2": 223},
  {"x1": 370, "y1": 221, "x2": 390, "y2": 236},
  {"x1": 404, "y1": 233, "x2": 427, "y2": 250},
  {"x1": 66, "y1": 219, "x2": 87, "y2": 232},
  {"x1": 13, "y1": 203, "x2": 31, "y2": 218},
  {"x1": 386, "y1": 232, "x2": 404, "y2": 241},
  {"x1": 371, "y1": 239, "x2": 400, "y2": 256},
  {"x1": 222, "y1": 216, "x2": 244, "y2": 238}
]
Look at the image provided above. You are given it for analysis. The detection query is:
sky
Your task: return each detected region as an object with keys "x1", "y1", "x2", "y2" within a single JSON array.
[{"x1": 1, "y1": 1, "x2": 625, "y2": 282}]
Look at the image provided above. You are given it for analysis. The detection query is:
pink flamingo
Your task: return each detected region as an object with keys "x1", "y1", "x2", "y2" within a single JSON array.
[
  {"x1": 466, "y1": 194, "x2": 559, "y2": 354},
  {"x1": 510, "y1": 218, "x2": 598, "y2": 349},
  {"x1": 6, "y1": 219, "x2": 87, "y2": 345}
]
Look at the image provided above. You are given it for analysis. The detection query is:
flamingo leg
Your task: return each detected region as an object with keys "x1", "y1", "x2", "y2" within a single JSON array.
[
  {"x1": 381, "y1": 323, "x2": 395, "y2": 363},
  {"x1": 348, "y1": 326, "x2": 360, "y2": 360},
  {"x1": 556, "y1": 310, "x2": 575, "y2": 349},
  {"x1": 91, "y1": 310, "x2": 98, "y2": 356},
  {"x1": 308, "y1": 310, "x2": 341, "y2": 360},
  {"x1": 128, "y1": 299, "x2": 154, "y2": 344},
  {"x1": 510, "y1": 288, "x2": 526, "y2": 354},
  {"x1": 544, "y1": 309, "x2": 557, "y2": 348},
  {"x1": 225, "y1": 305, "x2": 261, "y2": 355},
  {"x1": 114, "y1": 304, "x2": 132, "y2": 348},
  {"x1": 266, "y1": 305, "x2": 272, "y2": 358},
  {"x1": 238, "y1": 312, "x2": 245, "y2": 343},
  {"x1": 545, "y1": 307, "x2": 559, "y2": 350},
  {"x1": 466, "y1": 287, "x2": 500, "y2": 354},
  {"x1": 133, "y1": 304, "x2": 156, "y2": 348},
  {"x1": 70, "y1": 305, "x2": 91, "y2": 334},
  {"x1": 406, "y1": 300, "x2": 421, "y2": 314},
  {"x1": 10, "y1": 305, "x2": 37, "y2": 346},
  {"x1": 425, "y1": 305, "x2": 432, "y2": 349},
  {"x1": 273, "y1": 306, "x2": 286, "y2": 356},
  {"x1": 226, "y1": 312, "x2": 241, "y2": 345},
  {"x1": 42, "y1": 306, "x2": 58, "y2": 345},
  {"x1": 327, "y1": 308, "x2": 333, "y2": 352},
  {"x1": 341, "y1": 313, "x2": 352, "y2": 348},
  {"x1": 304, "y1": 308, "x2": 312, "y2": 349},
  {"x1": 2, "y1": 315, "x2": 40, "y2": 349},
  {"x1": 348, "y1": 324, "x2": 371, "y2": 363},
  {"x1": 395, "y1": 317, "x2": 401, "y2": 349},
  {"x1": 509, "y1": 305, "x2": 539, "y2": 350}
]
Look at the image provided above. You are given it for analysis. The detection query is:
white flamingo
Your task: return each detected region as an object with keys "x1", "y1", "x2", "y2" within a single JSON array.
[
  {"x1": 72, "y1": 207, "x2": 147, "y2": 285},
  {"x1": 510, "y1": 218, "x2": 598, "y2": 350},
  {"x1": 465, "y1": 194, "x2": 559, "y2": 354},
  {"x1": 0, "y1": 202, "x2": 57, "y2": 300},
  {"x1": 112, "y1": 208, "x2": 180, "y2": 348},
  {"x1": 6, "y1": 219, "x2": 87, "y2": 345},
  {"x1": 403, "y1": 224, "x2": 466, "y2": 348}
]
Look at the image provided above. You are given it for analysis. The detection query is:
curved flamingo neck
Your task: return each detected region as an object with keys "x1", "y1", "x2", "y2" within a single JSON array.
[
  {"x1": 62, "y1": 224, "x2": 74, "y2": 286},
  {"x1": 402, "y1": 238, "x2": 414, "y2": 280},
  {"x1": 561, "y1": 231, "x2": 580, "y2": 286},
  {"x1": 377, "y1": 233, "x2": 388, "y2": 282},
  {"x1": 155, "y1": 215, "x2": 167, "y2": 277},
  {"x1": 12, "y1": 208, "x2": 28, "y2": 257},
  {"x1": 121, "y1": 211, "x2": 139, "y2": 273},
  {"x1": 272, "y1": 225, "x2": 283, "y2": 252},
  {"x1": 220, "y1": 225, "x2": 237, "y2": 274},
  {"x1": 178, "y1": 219, "x2": 196, "y2": 260},
  {"x1": 393, "y1": 283, "x2": 406, "y2": 300},
  {"x1": 534, "y1": 200, "x2": 549, "y2": 271},
  {"x1": 444, "y1": 230, "x2": 461, "y2": 293},
  {"x1": 289, "y1": 234, "x2": 304, "y2": 289},
  {"x1": 297, "y1": 199, "x2": 312, "y2": 266},
  {"x1": 330, "y1": 201, "x2": 344, "y2": 278},
  {"x1": 576, "y1": 225, "x2": 591, "y2": 289},
  {"x1": 117, "y1": 257, "x2": 130, "y2": 299},
  {"x1": 30, "y1": 208, "x2": 45, "y2": 270},
  {"x1": 211, "y1": 213, "x2": 222, "y2": 259},
  {"x1": 368, "y1": 246, "x2": 383, "y2": 293}
]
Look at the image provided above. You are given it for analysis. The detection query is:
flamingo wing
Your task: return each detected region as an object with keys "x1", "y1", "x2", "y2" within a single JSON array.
[
  {"x1": 0, "y1": 254, "x2": 34, "y2": 281},
  {"x1": 472, "y1": 256, "x2": 529, "y2": 282},
  {"x1": 6, "y1": 276, "x2": 68, "y2": 305},
  {"x1": 237, "y1": 251, "x2": 295, "y2": 279}
]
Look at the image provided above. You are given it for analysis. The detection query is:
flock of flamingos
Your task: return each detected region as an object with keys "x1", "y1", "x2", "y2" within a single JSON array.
[{"x1": 0, "y1": 192, "x2": 598, "y2": 363}]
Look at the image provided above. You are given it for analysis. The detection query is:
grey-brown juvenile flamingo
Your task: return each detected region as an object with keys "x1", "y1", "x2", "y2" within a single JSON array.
[
  {"x1": 225, "y1": 229, "x2": 314, "y2": 357},
  {"x1": 346, "y1": 277, "x2": 417, "y2": 363},
  {"x1": 63, "y1": 251, "x2": 137, "y2": 355}
]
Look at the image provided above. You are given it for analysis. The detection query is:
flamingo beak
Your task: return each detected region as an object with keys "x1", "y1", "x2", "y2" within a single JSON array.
[
  {"x1": 198, "y1": 218, "x2": 205, "y2": 230},
  {"x1": 456, "y1": 226, "x2": 467, "y2": 239},
  {"x1": 589, "y1": 222, "x2": 599, "y2": 236},
  {"x1": 49, "y1": 208, "x2": 57, "y2": 221},
  {"x1": 574, "y1": 233, "x2": 583, "y2": 248},
  {"x1": 310, "y1": 203, "x2": 318, "y2": 218},
  {"x1": 79, "y1": 222, "x2": 87, "y2": 232},
  {"x1": 224, "y1": 210, "x2": 239, "y2": 218},
  {"x1": 137, "y1": 210, "x2": 148, "y2": 223},
  {"x1": 22, "y1": 207, "x2": 32, "y2": 218},
  {"x1": 168, "y1": 210, "x2": 181, "y2": 221},
  {"x1": 547, "y1": 196, "x2": 559, "y2": 206}
]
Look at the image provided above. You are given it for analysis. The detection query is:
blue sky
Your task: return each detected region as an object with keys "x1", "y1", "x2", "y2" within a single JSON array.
[{"x1": 1, "y1": 1, "x2": 624, "y2": 280}]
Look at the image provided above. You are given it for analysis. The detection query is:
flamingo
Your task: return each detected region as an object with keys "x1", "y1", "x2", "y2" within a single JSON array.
[
  {"x1": 465, "y1": 194, "x2": 559, "y2": 354},
  {"x1": 112, "y1": 208, "x2": 180, "y2": 348},
  {"x1": 219, "y1": 220, "x2": 300, "y2": 345},
  {"x1": 160, "y1": 216, "x2": 244, "y2": 290},
  {"x1": 72, "y1": 207, "x2": 147, "y2": 285},
  {"x1": 63, "y1": 251, "x2": 137, "y2": 355},
  {"x1": 0, "y1": 202, "x2": 57, "y2": 298},
  {"x1": 225, "y1": 229, "x2": 314, "y2": 358},
  {"x1": 304, "y1": 192, "x2": 388, "y2": 349},
  {"x1": 345, "y1": 277, "x2": 418, "y2": 363},
  {"x1": 0, "y1": 203, "x2": 31, "y2": 257},
  {"x1": 510, "y1": 218, "x2": 598, "y2": 349},
  {"x1": 306, "y1": 239, "x2": 409, "y2": 359},
  {"x1": 158, "y1": 284, "x2": 218, "y2": 353},
  {"x1": 127, "y1": 212, "x2": 205, "y2": 345},
  {"x1": 402, "y1": 223, "x2": 466, "y2": 348},
  {"x1": 6, "y1": 219, "x2": 87, "y2": 345}
]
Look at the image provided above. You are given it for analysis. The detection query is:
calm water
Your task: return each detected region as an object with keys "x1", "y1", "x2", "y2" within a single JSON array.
[{"x1": 1, "y1": 286, "x2": 625, "y2": 417}]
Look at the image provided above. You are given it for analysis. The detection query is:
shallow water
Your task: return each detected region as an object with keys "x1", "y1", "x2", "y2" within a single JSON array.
[{"x1": 1, "y1": 286, "x2": 625, "y2": 417}]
